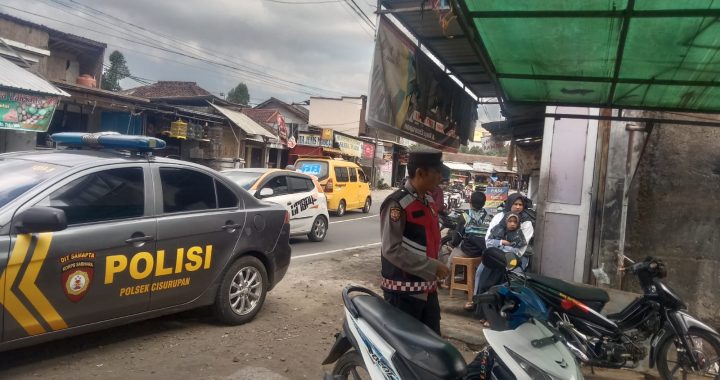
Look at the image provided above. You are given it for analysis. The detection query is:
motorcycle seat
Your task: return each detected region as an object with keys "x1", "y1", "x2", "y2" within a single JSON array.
[
  {"x1": 351, "y1": 294, "x2": 467, "y2": 379},
  {"x1": 528, "y1": 274, "x2": 609, "y2": 308}
]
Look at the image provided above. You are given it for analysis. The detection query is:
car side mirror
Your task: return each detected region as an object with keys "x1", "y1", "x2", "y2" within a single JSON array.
[
  {"x1": 258, "y1": 188, "x2": 274, "y2": 198},
  {"x1": 12, "y1": 207, "x2": 67, "y2": 234}
]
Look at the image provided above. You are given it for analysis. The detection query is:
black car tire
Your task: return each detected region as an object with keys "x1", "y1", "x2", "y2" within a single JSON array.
[
  {"x1": 362, "y1": 197, "x2": 371, "y2": 213},
  {"x1": 308, "y1": 215, "x2": 328, "y2": 242},
  {"x1": 213, "y1": 255, "x2": 268, "y2": 325},
  {"x1": 335, "y1": 200, "x2": 346, "y2": 217}
]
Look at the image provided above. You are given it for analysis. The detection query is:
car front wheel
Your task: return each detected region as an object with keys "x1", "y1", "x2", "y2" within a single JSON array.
[
  {"x1": 213, "y1": 255, "x2": 268, "y2": 325},
  {"x1": 308, "y1": 215, "x2": 328, "y2": 242}
]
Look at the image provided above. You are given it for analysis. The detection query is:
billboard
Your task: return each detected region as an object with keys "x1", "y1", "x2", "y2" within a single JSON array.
[
  {"x1": 366, "y1": 16, "x2": 477, "y2": 152},
  {"x1": 0, "y1": 90, "x2": 60, "y2": 132}
]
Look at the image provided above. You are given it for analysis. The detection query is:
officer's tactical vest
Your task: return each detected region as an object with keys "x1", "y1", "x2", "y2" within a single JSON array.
[{"x1": 380, "y1": 188, "x2": 440, "y2": 294}]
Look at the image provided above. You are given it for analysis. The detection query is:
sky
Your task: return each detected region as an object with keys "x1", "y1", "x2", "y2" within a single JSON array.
[{"x1": 0, "y1": 0, "x2": 379, "y2": 105}]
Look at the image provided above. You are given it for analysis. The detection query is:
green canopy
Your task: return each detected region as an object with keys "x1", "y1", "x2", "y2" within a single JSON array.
[{"x1": 458, "y1": 0, "x2": 720, "y2": 112}]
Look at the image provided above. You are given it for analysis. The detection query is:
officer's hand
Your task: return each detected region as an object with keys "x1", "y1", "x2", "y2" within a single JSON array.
[
  {"x1": 436, "y1": 263, "x2": 450, "y2": 279},
  {"x1": 501, "y1": 240, "x2": 511, "y2": 246}
]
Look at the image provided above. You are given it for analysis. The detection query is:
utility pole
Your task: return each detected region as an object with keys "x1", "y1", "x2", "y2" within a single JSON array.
[{"x1": 371, "y1": 128, "x2": 378, "y2": 188}]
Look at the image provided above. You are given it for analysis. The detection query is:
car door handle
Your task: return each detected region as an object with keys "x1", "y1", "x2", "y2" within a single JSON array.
[
  {"x1": 221, "y1": 224, "x2": 242, "y2": 230},
  {"x1": 125, "y1": 235, "x2": 153, "y2": 244}
]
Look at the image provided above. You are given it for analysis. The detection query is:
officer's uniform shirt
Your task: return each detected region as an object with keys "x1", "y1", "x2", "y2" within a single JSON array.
[{"x1": 380, "y1": 180, "x2": 441, "y2": 300}]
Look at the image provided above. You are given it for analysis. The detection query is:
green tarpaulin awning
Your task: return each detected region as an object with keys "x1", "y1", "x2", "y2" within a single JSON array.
[{"x1": 456, "y1": 0, "x2": 720, "y2": 113}]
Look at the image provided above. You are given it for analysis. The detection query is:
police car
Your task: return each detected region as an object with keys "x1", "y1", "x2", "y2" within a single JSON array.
[
  {"x1": 221, "y1": 168, "x2": 330, "y2": 242},
  {"x1": 0, "y1": 133, "x2": 291, "y2": 351}
]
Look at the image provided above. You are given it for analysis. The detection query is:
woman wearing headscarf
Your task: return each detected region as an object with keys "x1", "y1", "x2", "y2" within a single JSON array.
[{"x1": 463, "y1": 193, "x2": 534, "y2": 312}]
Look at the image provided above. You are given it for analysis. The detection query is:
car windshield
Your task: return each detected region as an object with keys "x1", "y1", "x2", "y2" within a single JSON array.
[
  {"x1": 222, "y1": 171, "x2": 264, "y2": 190},
  {"x1": 296, "y1": 161, "x2": 329, "y2": 181},
  {"x1": 0, "y1": 159, "x2": 64, "y2": 209}
]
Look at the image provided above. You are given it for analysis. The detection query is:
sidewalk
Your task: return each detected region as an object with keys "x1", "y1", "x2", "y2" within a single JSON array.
[{"x1": 436, "y1": 280, "x2": 654, "y2": 379}]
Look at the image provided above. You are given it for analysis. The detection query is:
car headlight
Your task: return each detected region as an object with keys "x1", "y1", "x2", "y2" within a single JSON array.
[{"x1": 505, "y1": 347, "x2": 563, "y2": 380}]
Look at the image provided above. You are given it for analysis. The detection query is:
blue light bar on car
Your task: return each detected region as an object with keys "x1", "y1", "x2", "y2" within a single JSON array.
[{"x1": 51, "y1": 132, "x2": 166, "y2": 150}]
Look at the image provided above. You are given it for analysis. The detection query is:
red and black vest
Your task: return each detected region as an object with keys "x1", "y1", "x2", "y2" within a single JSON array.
[{"x1": 380, "y1": 188, "x2": 441, "y2": 294}]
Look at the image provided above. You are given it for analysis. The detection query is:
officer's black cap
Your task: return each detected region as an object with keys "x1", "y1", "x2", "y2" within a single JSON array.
[
  {"x1": 408, "y1": 151, "x2": 444, "y2": 171},
  {"x1": 408, "y1": 150, "x2": 450, "y2": 179}
]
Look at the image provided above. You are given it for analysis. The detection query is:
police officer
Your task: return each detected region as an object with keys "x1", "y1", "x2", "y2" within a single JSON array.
[{"x1": 379, "y1": 151, "x2": 450, "y2": 335}]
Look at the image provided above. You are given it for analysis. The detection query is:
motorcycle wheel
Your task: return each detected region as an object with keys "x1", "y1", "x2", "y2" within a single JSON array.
[
  {"x1": 332, "y1": 350, "x2": 370, "y2": 380},
  {"x1": 657, "y1": 329, "x2": 720, "y2": 380}
]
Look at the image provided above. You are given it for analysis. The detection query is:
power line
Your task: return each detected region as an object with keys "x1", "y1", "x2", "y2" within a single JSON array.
[
  {"x1": 264, "y1": 0, "x2": 343, "y2": 4},
  {"x1": 5, "y1": 2, "x2": 344, "y2": 97},
  {"x1": 346, "y1": 0, "x2": 375, "y2": 28},
  {"x1": 60, "y1": 0, "x2": 348, "y2": 95}
]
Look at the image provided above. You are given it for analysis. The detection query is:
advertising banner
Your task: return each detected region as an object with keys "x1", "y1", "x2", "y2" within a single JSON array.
[
  {"x1": 362, "y1": 142, "x2": 375, "y2": 159},
  {"x1": 297, "y1": 133, "x2": 321, "y2": 146},
  {"x1": 366, "y1": 16, "x2": 477, "y2": 152},
  {"x1": 320, "y1": 128, "x2": 334, "y2": 148},
  {"x1": 0, "y1": 90, "x2": 60, "y2": 132},
  {"x1": 485, "y1": 186, "x2": 509, "y2": 210},
  {"x1": 277, "y1": 114, "x2": 288, "y2": 145},
  {"x1": 334, "y1": 134, "x2": 362, "y2": 157}
]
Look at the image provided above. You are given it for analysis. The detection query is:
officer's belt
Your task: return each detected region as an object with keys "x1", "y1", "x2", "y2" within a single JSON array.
[{"x1": 381, "y1": 278, "x2": 437, "y2": 293}]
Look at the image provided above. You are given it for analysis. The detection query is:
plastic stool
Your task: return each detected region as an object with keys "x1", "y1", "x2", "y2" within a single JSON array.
[{"x1": 449, "y1": 256, "x2": 483, "y2": 302}]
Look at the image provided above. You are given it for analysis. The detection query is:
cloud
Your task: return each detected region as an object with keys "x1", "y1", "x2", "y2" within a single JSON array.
[{"x1": 2, "y1": 0, "x2": 378, "y2": 103}]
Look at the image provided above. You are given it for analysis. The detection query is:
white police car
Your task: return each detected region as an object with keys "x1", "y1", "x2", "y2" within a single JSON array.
[{"x1": 221, "y1": 168, "x2": 330, "y2": 242}]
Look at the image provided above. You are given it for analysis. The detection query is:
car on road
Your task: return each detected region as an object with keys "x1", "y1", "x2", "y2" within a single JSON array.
[
  {"x1": 221, "y1": 168, "x2": 330, "y2": 242},
  {"x1": 294, "y1": 157, "x2": 371, "y2": 217},
  {"x1": 0, "y1": 133, "x2": 291, "y2": 352}
]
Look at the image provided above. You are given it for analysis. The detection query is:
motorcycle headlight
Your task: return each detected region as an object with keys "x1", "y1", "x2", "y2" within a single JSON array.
[{"x1": 505, "y1": 347, "x2": 563, "y2": 380}]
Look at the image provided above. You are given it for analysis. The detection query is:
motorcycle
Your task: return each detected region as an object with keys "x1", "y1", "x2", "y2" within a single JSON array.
[
  {"x1": 322, "y1": 285, "x2": 583, "y2": 379},
  {"x1": 483, "y1": 255, "x2": 720, "y2": 379}
]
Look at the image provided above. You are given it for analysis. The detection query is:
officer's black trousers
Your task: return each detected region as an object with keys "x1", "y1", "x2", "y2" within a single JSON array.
[{"x1": 383, "y1": 291, "x2": 441, "y2": 335}]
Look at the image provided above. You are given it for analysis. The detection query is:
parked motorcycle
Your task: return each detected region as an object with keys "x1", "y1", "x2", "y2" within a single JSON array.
[
  {"x1": 482, "y1": 255, "x2": 720, "y2": 379},
  {"x1": 322, "y1": 285, "x2": 583, "y2": 379}
]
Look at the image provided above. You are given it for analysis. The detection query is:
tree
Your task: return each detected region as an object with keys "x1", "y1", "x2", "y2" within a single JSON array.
[
  {"x1": 468, "y1": 146, "x2": 482, "y2": 154},
  {"x1": 227, "y1": 83, "x2": 250, "y2": 105},
  {"x1": 459, "y1": 145, "x2": 469, "y2": 153},
  {"x1": 101, "y1": 51, "x2": 130, "y2": 91}
]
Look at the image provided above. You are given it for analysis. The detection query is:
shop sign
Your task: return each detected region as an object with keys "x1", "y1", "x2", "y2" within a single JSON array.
[
  {"x1": 277, "y1": 114, "x2": 288, "y2": 145},
  {"x1": 381, "y1": 161, "x2": 393, "y2": 173},
  {"x1": 297, "y1": 133, "x2": 320, "y2": 146},
  {"x1": 335, "y1": 134, "x2": 362, "y2": 158},
  {"x1": 321, "y1": 128, "x2": 334, "y2": 148},
  {"x1": 0, "y1": 90, "x2": 60, "y2": 132},
  {"x1": 362, "y1": 142, "x2": 375, "y2": 159},
  {"x1": 382, "y1": 152, "x2": 393, "y2": 161}
]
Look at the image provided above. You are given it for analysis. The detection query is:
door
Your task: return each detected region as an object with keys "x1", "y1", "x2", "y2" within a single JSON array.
[
  {"x1": 534, "y1": 106, "x2": 599, "y2": 283},
  {"x1": 348, "y1": 168, "x2": 360, "y2": 208},
  {"x1": 333, "y1": 166, "x2": 350, "y2": 208},
  {"x1": 286, "y1": 175, "x2": 319, "y2": 233},
  {"x1": 257, "y1": 175, "x2": 296, "y2": 233},
  {"x1": 151, "y1": 166, "x2": 244, "y2": 310},
  {"x1": 4, "y1": 165, "x2": 154, "y2": 341}
]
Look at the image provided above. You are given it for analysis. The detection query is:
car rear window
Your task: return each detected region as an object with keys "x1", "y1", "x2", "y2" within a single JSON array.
[
  {"x1": 222, "y1": 171, "x2": 264, "y2": 190},
  {"x1": 296, "y1": 161, "x2": 329, "y2": 181},
  {"x1": 0, "y1": 159, "x2": 64, "y2": 209}
]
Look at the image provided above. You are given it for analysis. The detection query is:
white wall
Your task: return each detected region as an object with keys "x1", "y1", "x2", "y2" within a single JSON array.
[{"x1": 309, "y1": 97, "x2": 363, "y2": 136}]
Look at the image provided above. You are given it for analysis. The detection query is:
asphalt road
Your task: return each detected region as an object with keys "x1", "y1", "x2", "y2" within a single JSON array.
[{"x1": 289, "y1": 190, "x2": 391, "y2": 258}]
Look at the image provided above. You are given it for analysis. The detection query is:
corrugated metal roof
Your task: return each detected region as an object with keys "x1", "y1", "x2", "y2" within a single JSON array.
[
  {"x1": 0, "y1": 56, "x2": 69, "y2": 96},
  {"x1": 210, "y1": 103, "x2": 276, "y2": 139},
  {"x1": 444, "y1": 161, "x2": 474, "y2": 171}
]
